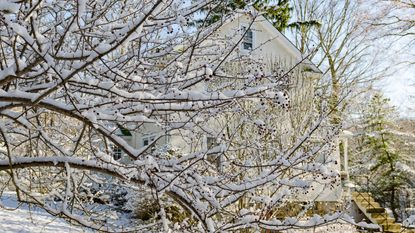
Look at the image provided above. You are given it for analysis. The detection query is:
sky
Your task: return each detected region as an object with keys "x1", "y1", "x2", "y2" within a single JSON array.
[
  {"x1": 381, "y1": 67, "x2": 415, "y2": 118},
  {"x1": 375, "y1": 35, "x2": 415, "y2": 119}
]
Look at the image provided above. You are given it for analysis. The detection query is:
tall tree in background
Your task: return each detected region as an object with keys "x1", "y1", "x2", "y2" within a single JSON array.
[
  {"x1": 290, "y1": 0, "x2": 383, "y2": 125},
  {"x1": 366, "y1": 0, "x2": 415, "y2": 64}
]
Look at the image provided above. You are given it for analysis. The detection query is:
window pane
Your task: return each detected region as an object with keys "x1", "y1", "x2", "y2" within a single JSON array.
[
  {"x1": 242, "y1": 27, "x2": 253, "y2": 50},
  {"x1": 246, "y1": 30, "x2": 252, "y2": 41},
  {"x1": 112, "y1": 146, "x2": 122, "y2": 160},
  {"x1": 243, "y1": 42, "x2": 252, "y2": 50},
  {"x1": 207, "y1": 137, "x2": 217, "y2": 149},
  {"x1": 143, "y1": 135, "x2": 156, "y2": 147}
]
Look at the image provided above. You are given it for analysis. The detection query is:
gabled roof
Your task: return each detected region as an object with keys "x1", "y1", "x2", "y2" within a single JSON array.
[{"x1": 221, "y1": 12, "x2": 322, "y2": 74}]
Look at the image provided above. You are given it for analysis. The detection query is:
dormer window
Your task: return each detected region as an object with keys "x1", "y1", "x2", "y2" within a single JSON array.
[
  {"x1": 143, "y1": 135, "x2": 155, "y2": 147},
  {"x1": 242, "y1": 26, "x2": 253, "y2": 51}
]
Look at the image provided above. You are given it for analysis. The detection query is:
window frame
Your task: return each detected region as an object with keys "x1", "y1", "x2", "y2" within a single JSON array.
[
  {"x1": 111, "y1": 145, "x2": 123, "y2": 160},
  {"x1": 240, "y1": 24, "x2": 254, "y2": 52}
]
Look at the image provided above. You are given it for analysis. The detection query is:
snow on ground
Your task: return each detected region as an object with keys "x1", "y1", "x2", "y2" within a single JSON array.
[
  {"x1": 0, "y1": 192, "x2": 89, "y2": 233},
  {"x1": 0, "y1": 192, "x2": 361, "y2": 233},
  {"x1": 283, "y1": 222, "x2": 357, "y2": 233}
]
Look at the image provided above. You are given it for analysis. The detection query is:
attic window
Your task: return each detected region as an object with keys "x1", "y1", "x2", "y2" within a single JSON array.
[
  {"x1": 242, "y1": 26, "x2": 253, "y2": 51},
  {"x1": 111, "y1": 145, "x2": 122, "y2": 160}
]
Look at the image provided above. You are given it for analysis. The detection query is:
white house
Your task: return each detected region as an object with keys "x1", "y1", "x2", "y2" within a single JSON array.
[{"x1": 113, "y1": 12, "x2": 344, "y2": 204}]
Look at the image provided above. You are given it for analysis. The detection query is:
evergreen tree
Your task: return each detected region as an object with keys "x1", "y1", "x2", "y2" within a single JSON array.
[
  {"x1": 353, "y1": 93, "x2": 411, "y2": 220},
  {"x1": 200, "y1": 0, "x2": 295, "y2": 31}
]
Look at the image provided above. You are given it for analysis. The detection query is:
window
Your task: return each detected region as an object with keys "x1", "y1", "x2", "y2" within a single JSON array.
[
  {"x1": 112, "y1": 146, "x2": 122, "y2": 160},
  {"x1": 143, "y1": 135, "x2": 156, "y2": 147},
  {"x1": 242, "y1": 26, "x2": 253, "y2": 51},
  {"x1": 206, "y1": 136, "x2": 223, "y2": 173},
  {"x1": 206, "y1": 137, "x2": 217, "y2": 150}
]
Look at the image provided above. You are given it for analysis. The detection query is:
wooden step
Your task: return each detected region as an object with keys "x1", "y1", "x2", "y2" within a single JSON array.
[
  {"x1": 372, "y1": 216, "x2": 395, "y2": 224},
  {"x1": 352, "y1": 192, "x2": 372, "y2": 198},
  {"x1": 359, "y1": 201, "x2": 382, "y2": 208},
  {"x1": 366, "y1": 207, "x2": 385, "y2": 213},
  {"x1": 371, "y1": 213, "x2": 389, "y2": 218},
  {"x1": 355, "y1": 195, "x2": 376, "y2": 202},
  {"x1": 382, "y1": 223, "x2": 401, "y2": 231},
  {"x1": 352, "y1": 191, "x2": 402, "y2": 232},
  {"x1": 353, "y1": 196, "x2": 377, "y2": 204},
  {"x1": 354, "y1": 192, "x2": 375, "y2": 198}
]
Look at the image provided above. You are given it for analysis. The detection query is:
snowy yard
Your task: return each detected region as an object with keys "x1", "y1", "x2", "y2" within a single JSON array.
[
  {"x1": 0, "y1": 191, "x2": 361, "y2": 233},
  {"x1": 0, "y1": 192, "x2": 88, "y2": 233}
]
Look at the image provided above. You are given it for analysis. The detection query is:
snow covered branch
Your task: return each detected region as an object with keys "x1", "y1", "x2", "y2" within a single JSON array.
[{"x1": 0, "y1": 0, "x2": 343, "y2": 231}]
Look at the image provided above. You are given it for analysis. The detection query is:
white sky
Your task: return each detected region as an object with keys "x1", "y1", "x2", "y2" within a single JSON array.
[{"x1": 380, "y1": 67, "x2": 415, "y2": 118}]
